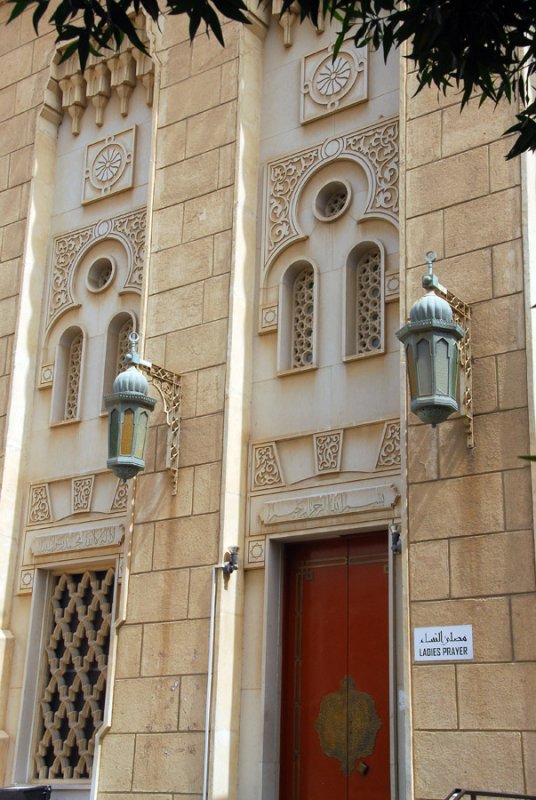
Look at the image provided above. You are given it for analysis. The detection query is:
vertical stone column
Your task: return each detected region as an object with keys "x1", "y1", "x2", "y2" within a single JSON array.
[
  {"x1": 98, "y1": 18, "x2": 261, "y2": 799},
  {"x1": 403, "y1": 64, "x2": 536, "y2": 799},
  {"x1": 0, "y1": 9, "x2": 58, "y2": 782}
]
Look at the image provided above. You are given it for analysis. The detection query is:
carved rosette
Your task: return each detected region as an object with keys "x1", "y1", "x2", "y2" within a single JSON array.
[
  {"x1": 252, "y1": 442, "x2": 285, "y2": 490},
  {"x1": 28, "y1": 484, "x2": 53, "y2": 525},
  {"x1": 72, "y1": 475, "x2": 94, "y2": 514},
  {"x1": 46, "y1": 208, "x2": 146, "y2": 332},
  {"x1": 83, "y1": 127, "x2": 135, "y2": 204},
  {"x1": 376, "y1": 422, "x2": 401, "y2": 469},
  {"x1": 263, "y1": 119, "x2": 399, "y2": 280},
  {"x1": 314, "y1": 430, "x2": 343, "y2": 474},
  {"x1": 301, "y1": 43, "x2": 367, "y2": 123}
]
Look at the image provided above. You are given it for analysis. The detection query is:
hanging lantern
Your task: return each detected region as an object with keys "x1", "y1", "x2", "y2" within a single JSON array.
[
  {"x1": 397, "y1": 287, "x2": 464, "y2": 426},
  {"x1": 105, "y1": 365, "x2": 156, "y2": 480}
]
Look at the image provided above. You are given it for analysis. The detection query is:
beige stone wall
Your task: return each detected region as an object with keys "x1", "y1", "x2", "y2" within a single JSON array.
[
  {"x1": 0, "y1": 6, "x2": 57, "y2": 781},
  {"x1": 98, "y1": 17, "x2": 260, "y2": 799},
  {"x1": 404, "y1": 67, "x2": 536, "y2": 798}
]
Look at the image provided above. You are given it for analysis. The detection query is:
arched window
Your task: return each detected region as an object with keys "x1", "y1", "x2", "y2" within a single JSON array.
[
  {"x1": 345, "y1": 243, "x2": 385, "y2": 360},
  {"x1": 278, "y1": 261, "x2": 317, "y2": 374},
  {"x1": 51, "y1": 326, "x2": 85, "y2": 423},
  {"x1": 102, "y1": 312, "x2": 137, "y2": 407}
]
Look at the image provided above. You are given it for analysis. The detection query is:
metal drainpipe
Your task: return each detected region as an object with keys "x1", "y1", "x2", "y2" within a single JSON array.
[{"x1": 202, "y1": 548, "x2": 239, "y2": 800}]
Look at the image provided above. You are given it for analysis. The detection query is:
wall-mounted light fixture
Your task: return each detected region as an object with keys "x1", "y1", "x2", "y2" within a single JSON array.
[
  {"x1": 397, "y1": 252, "x2": 474, "y2": 448},
  {"x1": 105, "y1": 333, "x2": 182, "y2": 493}
]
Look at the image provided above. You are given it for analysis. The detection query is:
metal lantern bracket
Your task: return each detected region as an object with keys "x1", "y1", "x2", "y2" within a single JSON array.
[
  {"x1": 422, "y1": 252, "x2": 474, "y2": 448},
  {"x1": 126, "y1": 333, "x2": 182, "y2": 494}
]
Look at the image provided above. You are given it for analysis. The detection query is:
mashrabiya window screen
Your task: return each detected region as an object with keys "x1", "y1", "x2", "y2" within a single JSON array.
[{"x1": 33, "y1": 568, "x2": 115, "y2": 780}]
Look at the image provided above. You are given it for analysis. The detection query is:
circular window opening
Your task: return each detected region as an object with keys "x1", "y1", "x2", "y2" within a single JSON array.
[
  {"x1": 314, "y1": 180, "x2": 351, "y2": 222},
  {"x1": 87, "y1": 256, "x2": 116, "y2": 293}
]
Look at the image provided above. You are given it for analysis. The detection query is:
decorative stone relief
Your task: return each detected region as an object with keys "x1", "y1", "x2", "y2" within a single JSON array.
[
  {"x1": 260, "y1": 303, "x2": 279, "y2": 333},
  {"x1": 31, "y1": 525, "x2": 124, "y2": 556},
  {"x1": 376, "y1": 422, "x2": 401, "y2": 469},
  {"x1": 111, "y1": 479, "x2": 129, "y2": 511},
  {"x1": 247, "y1": 538, "x2": 265, "y2": 568},
  {"x1": 252, "y1": 443, "x2": 285, "y2": 490},
  {"x1": 39, "y1": 364, "x2": 54, "y2": 388},
  {"x1": 82, "y1": 127, "x2": 135, "y2": 205},
  {"x1": 33, "y1": 569, "x2": 114, "y2": 779},
  {"x1": 385, "y1": 273, "x2": 400, "y2": 302},
  {"x1": 314, "y1": 430, "x2": 343, "y2": 474},
  {"x1": 260, "y1": 484, "x2": 399, "y2": 525},
  {"x1": 46, "y1": 208, "x2": 146, "y2": 332},
  {"x1": 28, "y1": 484, "x2": 53, "y2": 525},
  {"x1": 301, "y1": 43, "x2": 367, "y2": 124},
  {"x1": 263, "y1": 119, "x2": 399, "y2": 281},
  {"x1": 72, "y1": 475, "x2": 94, "y2": 514},
  {"x1": 19, "y1": 568, "x2": 35, "y2": 593},
  {"x1": 54, "y1": 17, "x2": 153, "y2": 134}
]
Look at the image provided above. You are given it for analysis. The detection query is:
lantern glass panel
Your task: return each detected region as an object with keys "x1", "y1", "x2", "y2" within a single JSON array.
[
  {"x1": 435, "y1": 338, "x2": 449, "y2": 395},
  {"x1": 134, "y1": 411, "x2": 149, "y2": 460},
  {"x1": 121, "y1": 408, "x2": 135, "y2": 455},
  {"x1": 406, "y1": 344, "x2": 417, "y2": 396},
  {"x1": 416, "y1": 338, "x2": 432, "y2": 394},
  {"x1": 109, "y1": 408, "x2": 119, "y2": 457}
]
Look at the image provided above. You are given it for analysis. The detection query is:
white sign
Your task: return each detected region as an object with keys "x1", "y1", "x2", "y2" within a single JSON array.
[{"x1": 414, "y1": 625, "x2": 473, "y2": 662}]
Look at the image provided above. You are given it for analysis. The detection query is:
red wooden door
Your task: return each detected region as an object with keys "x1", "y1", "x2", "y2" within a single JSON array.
[{"x1": 280, "y1": 533, "x2": 390, "y2": 800}]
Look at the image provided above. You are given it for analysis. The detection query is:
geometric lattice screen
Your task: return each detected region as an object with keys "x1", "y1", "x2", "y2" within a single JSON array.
[
  {"x1": 356, "y1": 249, "x2": 383, "y2": 355},
  {"x1": 33, "y1": 569, "x2": 115, "y2": 780}
]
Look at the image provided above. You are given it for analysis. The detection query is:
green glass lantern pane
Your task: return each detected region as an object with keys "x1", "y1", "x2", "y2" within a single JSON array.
[
  {"x1": 121, "y1": 409, "x2": 135, "y2": 455},
  {"x1": 109, "y1": 408, "x2": 119, "y2": 457},
  {"x1": 406, "y1": 344, "x2": 417, "y2": 396},
  {"x1": 416, "y1": 339, "x2": 432, "y2": 395},
  {"x1": 134, "y1": 411, "x2": 149, "y2": 460},
  {"x1": 435, "y1": 338, "x2": 450, "y2": 395}
]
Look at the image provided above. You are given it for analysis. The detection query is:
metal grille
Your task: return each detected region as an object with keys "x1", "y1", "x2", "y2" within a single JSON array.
[
  {"x1": 356, "y1": 250, "x2": 382, "y2": 354},
  {"x1": 292, "y1": 266, "x2": 314, "y2": 368},
  {"x1": 64, "y1": 334, "x2": 83, "y2": 420},
  {"x1": 33, "y1": 569, "x2": 115, "y2": 780}
]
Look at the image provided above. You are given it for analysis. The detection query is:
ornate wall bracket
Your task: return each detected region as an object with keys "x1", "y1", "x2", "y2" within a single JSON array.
[
  {"x1": 424, "y1": 252, "x2": 474, "y2": 448},
  {"x1": 127, "y1": 334, "x2": 182, "y2": 495}
]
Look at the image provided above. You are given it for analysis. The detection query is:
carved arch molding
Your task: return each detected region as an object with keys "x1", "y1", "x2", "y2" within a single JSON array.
[
  {"x1": 46, "y1": 208, "x2": 146, "y2": 333},
  {"x1": 262, "y1": 117, "x2": 399, "y2": 285}
]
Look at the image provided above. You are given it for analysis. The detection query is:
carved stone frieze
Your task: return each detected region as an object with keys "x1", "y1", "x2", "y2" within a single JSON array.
[
  {"x1": 376, "y1": 421, "x2": 401, "y2": 469},
  {"x1": 259, "y1": 484, "x2": 399, "y2": 526},
  {"x1": 301, "y1": 43, "x2": 367, "y2": 124},
  {"x1": 31, "y1": 524, "x2": 124, "y2": 556},
  {"x1": 46, "y1": 208, "x2": 146, "y2": 332},
  {"x1": 314, "y1": 430, "x2": 343, "y2": 474},
  {"x1": 252, "y1": 442, "x2": 285, "y2": 490},
  {"x1": 263, "y1": 119, "x2": 399, "y2": 281},
  {"x1": 72, "y1": 475, "x2": 94, "y2": 514},
  {"x1": 28, "y1": 483, "x2": 53, "y2": 525},
  {"x1": 82, "y1": 127, "x2": 135, "y2": 205},
  {"x1": 385, "y1": 272, "x2": 400, "y2": 302}
]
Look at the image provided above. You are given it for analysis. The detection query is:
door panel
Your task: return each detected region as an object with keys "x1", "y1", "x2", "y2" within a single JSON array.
[{"x1": 280, "y1": 534, "x2": 390, "y2": 800}]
